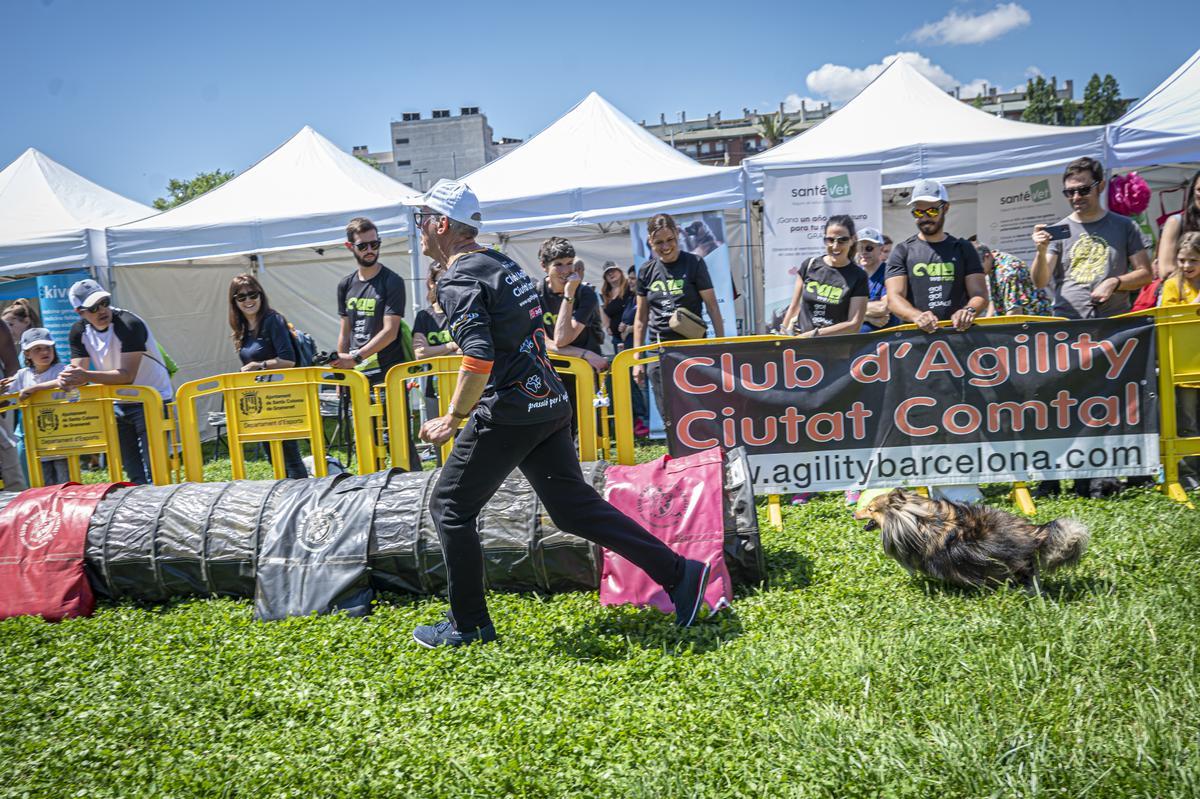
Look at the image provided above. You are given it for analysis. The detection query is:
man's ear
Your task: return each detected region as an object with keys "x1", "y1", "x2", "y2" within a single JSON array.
[{"x1": 343, "y1": 240, "x2": 354, "y2": 253}]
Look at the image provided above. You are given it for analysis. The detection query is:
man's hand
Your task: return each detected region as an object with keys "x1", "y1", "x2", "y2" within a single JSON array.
[
  {"x1": 420, "y1": 413, "x2": 461, "y2": 445},
  {"x1": 240, "y1": 361, "x2": 264, "y2": 372},
  {"x1": 563, "y1": 273, "x2": 581, "y2": 300},
  {"x1": 914, "y1": 310, "x2": 940, "y2": 334},
  {"x1": 951, "y1": 306, "x2": 977, "y2": 331},
  {"x1": 583, "y1": 351, "x2": 608, "y2": 371},
  {"x1": 633, "y1": 364, "x2": 646, "y2": 386},
  {"x1": 58, "y1": 364, "x2": 88, "y2": 389},
  {"x1": 618, "y1": 322, "x2": 629, "y2": 337},
  {"x1": 330, "y1": 353, "x2": 357, "y2": 369},
  {"x1": 1031, "y1": 224, "x2": 1052, "y2": 253},
  {"x1": 1090, "y1": 276, "x2": 1119, "y2": 304}
]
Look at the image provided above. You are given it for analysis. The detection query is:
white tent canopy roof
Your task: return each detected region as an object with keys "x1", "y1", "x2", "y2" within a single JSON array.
[
  {"x1": 462, "y1": 92, "x2": 745, "y2": 231},
  {"x1": 1108, "y1": 48, "x2": 1200, "y2": 168},
  {"x1": 744, "y1": 59, "x2": 1106, "y2": 188},
  {"x1": 107, "y1": 126, "x2": 420, "y2": 266},
  {"x1": 0, "y1": 148, "x2": 154, "y2": 276}
]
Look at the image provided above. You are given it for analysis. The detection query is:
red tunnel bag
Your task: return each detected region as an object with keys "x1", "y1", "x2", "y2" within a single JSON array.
[{"x1": 0, "y1": 483, "x2": 121, "y2": 621}]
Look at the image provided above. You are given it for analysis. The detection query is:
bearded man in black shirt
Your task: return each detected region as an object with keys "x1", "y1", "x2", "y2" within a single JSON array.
[
  {"x1": 885, "y1": 179, "x2": 987, "y2": 333},
  {"x1": 403, "y1": 179, "x2": 712, "y2": 648}
]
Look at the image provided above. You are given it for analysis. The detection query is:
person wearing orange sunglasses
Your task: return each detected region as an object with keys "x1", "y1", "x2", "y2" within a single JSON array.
[{"x1": 884, "y1": 179, "x2": 988, "y2": 334}]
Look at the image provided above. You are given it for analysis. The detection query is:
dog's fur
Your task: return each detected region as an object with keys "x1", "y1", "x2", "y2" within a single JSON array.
[{"x1": 854, "y1": 489, "x2": 1089, "y2": 591}]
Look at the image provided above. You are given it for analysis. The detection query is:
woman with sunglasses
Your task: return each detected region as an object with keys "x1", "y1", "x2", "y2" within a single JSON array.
[
  {"x1": 778, "y1": 215, "x2": 869, "y2": 338},
  {"x1": 227, "y1": 273, "x2": 308, "y2": 479}
]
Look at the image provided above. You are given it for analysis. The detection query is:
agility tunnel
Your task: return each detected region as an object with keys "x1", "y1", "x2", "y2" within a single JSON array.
[{"x1": 0, "y1": 449, "x2": 763, "y2": 622}]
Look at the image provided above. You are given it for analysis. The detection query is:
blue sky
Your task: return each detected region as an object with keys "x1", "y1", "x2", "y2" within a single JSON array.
[{"x1": 2, "y1": 0, "x2": 1197, "y2": 205}]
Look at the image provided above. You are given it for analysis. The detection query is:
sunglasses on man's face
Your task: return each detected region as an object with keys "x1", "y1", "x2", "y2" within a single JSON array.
[
  {"x1": 824, "y1": 236, "x2": 851, "y2": 245},
  {"x1": 911, "y1": 204, "x2": 945, "y2": 219},
  {"x1": 1062, "y1": 181, "x2": 1100, "y2": 198},
  {"x1": 414, "y1": 211, "x2": 442, "y2": 228},
  {"x1": 353, "y1": 239, "x2": 382, "y2": 252},
  {"x1": 85, "y1": 297, "x2": 111, "y2": 313},
  {"x1": 234, "y1": 291, "x2": 261, "y2": 303},
  {"x1": 860, "y1": 244, "x2": 876, "y2": 253}
]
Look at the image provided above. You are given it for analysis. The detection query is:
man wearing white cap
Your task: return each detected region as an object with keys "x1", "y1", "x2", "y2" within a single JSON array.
[
  {"x1": 59, "y1": 279, "x2": 174, "y2": 485},
  {"x1": 885, "y1": 179, "x2": 987, "y2": 333},
  {"x1": 402, "y1": 179, "x2": 713, "y2": 648},
  {"x1": 856, "y1": 227, "x2": 896, "y2": 332}
]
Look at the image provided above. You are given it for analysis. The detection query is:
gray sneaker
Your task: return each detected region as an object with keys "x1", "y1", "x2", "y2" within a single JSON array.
[{"x1": 413, "y1": 613, "x2": 498, "y2": 649}]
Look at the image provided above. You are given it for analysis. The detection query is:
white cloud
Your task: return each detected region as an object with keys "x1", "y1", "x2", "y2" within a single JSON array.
[
  {"x1": 910, "y1": 3, "x2": 1031, "y2": 45},
  {"x1": 1024, "y1": 65, "x2": 1043, "y2": 79},
  {"x1": 806, "y1": 52, "x2": 960, "y2": 102},
  {"x1": 958, "y1": 78, "x2": 991, "y2": 99},
  {"x1": 782, "y1": 93, "x2": 823, "y2": 112}
]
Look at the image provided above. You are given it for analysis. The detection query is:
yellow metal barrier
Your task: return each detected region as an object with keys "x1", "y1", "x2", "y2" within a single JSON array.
[
  {"x1": 176, "y1": 367, "x2": 379, "y2": 482},
  {"x1": 383, "y1": 354, "x2": 605, "y2": 470},
  {"x1": 1144, "y1": 304, "x2": 1200, "y2": 507},
  {"x1": 0, "y1": 384, "x2": 172, "y2": 486}
]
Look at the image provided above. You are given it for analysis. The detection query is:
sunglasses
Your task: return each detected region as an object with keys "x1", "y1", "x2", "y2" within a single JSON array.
[
  {"x1": 1062, "y1": 181, "x2": 1100, "y2": 198},
  {"x1": 353, "y1": 239, "x2": 382, "y2": 252},
  {"x1": 234, "y1": 291, "x2": 261, "y2": 303},
  {"x1": 414, "y1": 211, "x2": 441, "y2": 227},
  {"x1": 85, "y1": 297, "x2": 111, "y2": 313},
  {"x1": 911, "y1": 204, "x2": 946, "y2": 219},
  {"x1": 824, "y1": 235, "x2": 851, "y2": 245},
  {"x1": 860, "y1": 244, "x2": 876, "y2": 253}
]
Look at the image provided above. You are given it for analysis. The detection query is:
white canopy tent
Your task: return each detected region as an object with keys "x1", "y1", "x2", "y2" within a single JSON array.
[
  {"x1": 743, "y1": 59, "x2": 1107, "y2": 189},
  {"x1": 104, "y1": 126, "x2": 421, "y2": 415},
  {"x1": 0, "y1": 148, "x2": 154, "y2": 277},
  {"x1": 107, "y1": 126, "x2": 419, "y2": 265},
  {"x1": 1107, "y1": 48, "x2": 1200, "y2": 168},
  {"x1": 463, "y1": 92, "x2": 746, "y2": 231}
]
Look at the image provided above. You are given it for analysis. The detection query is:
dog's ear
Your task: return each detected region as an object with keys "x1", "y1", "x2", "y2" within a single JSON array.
[{"x1": 887, "y1": 488, "x2": 907, "y2": 502}]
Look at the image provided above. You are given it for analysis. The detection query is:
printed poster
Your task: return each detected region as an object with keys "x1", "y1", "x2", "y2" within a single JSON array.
[{"x1": 974, "y1": 176, "x2": 1071, "y2": 265}]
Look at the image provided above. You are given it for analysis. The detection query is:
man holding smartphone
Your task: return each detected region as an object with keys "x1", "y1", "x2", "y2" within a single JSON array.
[
  {"x1": 1029, "y1": 157, "x2": 1152, "y2": 499},
  {"x1": 1030, "y1": 157, "x2": 1151, "y2": 319}
]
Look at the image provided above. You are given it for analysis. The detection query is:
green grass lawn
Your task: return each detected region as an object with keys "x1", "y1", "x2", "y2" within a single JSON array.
[{"x1": 2, "y1": 460, "x2": 1199, "y2": 798}]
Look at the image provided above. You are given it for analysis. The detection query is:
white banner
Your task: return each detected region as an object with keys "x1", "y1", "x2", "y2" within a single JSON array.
[
  {"x1": 762, "y1": 170, "x2": 882, "y2": 331},
  {"x1": 747, "y1": 435, "x2": 1159, "y2": 495},
  {"x1": 974, "y1": 175, "x2": 1071, "y2": 264}
]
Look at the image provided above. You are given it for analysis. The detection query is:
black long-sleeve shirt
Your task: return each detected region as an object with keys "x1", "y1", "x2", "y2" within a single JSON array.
[{"x1": 437, "y1": 249, "x2": 570, "y2": 425}]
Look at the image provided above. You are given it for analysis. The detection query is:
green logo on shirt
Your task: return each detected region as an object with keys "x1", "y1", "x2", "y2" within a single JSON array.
[
  {"x1": 912, "y1": 262, "x2": 956, "y2": 279},
  {"x1": 346, "y1": 297, "x2": 377, "y2": 313},
  {"x1": 649, "y1": 279, "x2": 685, "y2": 295},
  {"x1": 805, "y1": 280, "x2": 845, "y2": 303}
]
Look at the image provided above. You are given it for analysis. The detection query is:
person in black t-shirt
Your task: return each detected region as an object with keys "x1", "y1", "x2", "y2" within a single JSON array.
[
  {"x1": 227, "y1": 274, "x2": 307, "y2": 479},
  {"x1": 403, "y1": 179, "x2": 712, "y2": 648},
  {"x1": 885, "y1": 179, "x2": 987, "y2": 333},
  {"x1": 536, "y1": 237, "x2": 608, "y2": 369},
  {"x1": 631, "y1": 213, "x2": 725, "y2": 423},
  {"x1": 600, "y1": 262, "x2": 633, "y2": 352},
  {"x1": 333, "y1": 217, "x2": 409, "y2": 383},
  {"x1": 779, "y1": 215, "x2": 869, "y2": 337}
]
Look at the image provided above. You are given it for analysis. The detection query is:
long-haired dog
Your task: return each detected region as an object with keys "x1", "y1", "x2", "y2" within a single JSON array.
[{"x1": 854, "y1": 489, "x2": 1090, "y2": 592}]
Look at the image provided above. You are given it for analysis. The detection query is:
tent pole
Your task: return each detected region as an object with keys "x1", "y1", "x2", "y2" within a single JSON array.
[
  {"x1": 407, "y1": 207, "x2": 424, "y2": 310},
  {"x1": 742, "y1": 188, "x2": 757, "y2": 334}
]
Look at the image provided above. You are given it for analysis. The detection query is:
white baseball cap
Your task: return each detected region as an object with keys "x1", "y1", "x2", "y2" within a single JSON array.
[
  {"x1": 68, "y1": 278, "x2": 111, "y2": 310},
  {"x1": 908, "y1": 179, "x2": 949, "y2": 205},
  {"x1": 20, "y1": 327, "x2": 54, "y2": 351},
  {"x1": 857, "y1": 227, "x2": 884, "y2": 244},
  {"x1": 403, "y1": 179, "x2": 483, "y2": 230}
]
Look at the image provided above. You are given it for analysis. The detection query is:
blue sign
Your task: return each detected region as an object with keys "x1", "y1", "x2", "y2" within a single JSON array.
[{"x1": 36, "y1": 271, "x2": 90, "y2": 361}]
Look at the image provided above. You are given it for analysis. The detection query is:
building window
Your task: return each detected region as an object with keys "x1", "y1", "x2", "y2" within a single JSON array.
[
  {"x1": 402, "y1": 112, "x2": 420, "y2": 121},
  {"x1": 396, "y1": 160, "x2": 411, "y2": 167},
  {"x1": 394, "y1": 137, "x2": 409, "y2": 145},
  {"x1": 432, "y1": 109, "x2": 450, "y2": 118}
]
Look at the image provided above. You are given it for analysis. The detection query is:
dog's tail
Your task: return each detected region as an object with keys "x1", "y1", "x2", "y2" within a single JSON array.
[{"x1": 1036, "y1": 517, "x2": 1090, "y2": 572}]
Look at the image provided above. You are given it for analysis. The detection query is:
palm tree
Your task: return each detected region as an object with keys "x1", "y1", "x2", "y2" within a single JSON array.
[{"x1": 758, "y1": 111, "x2": 800, "y2": 147}]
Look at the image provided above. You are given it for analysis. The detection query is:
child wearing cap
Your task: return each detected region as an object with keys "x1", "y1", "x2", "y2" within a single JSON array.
[{"x1": 11, "y1": 328, "x2": 69, "y2": 484}]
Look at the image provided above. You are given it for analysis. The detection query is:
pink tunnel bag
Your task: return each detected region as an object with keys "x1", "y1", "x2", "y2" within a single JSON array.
[{"x1": 601, "y1": 447, "x2": 732, "y2": 615}]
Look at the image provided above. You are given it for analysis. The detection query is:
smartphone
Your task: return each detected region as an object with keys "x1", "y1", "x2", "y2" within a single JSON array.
[{"x1": 1044, "y1": 223, "x2": 1072, "y2": 241}]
